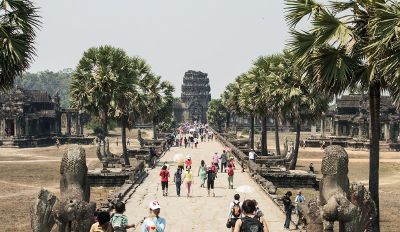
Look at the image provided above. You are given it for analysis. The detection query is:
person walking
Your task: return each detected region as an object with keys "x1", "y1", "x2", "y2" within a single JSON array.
[
  {"x1": 227, "y1": 164, "x2": 234, "y2": 189},
  {"x1": 183, "y1": 167, "x2": 193, "y2": 197},
  {"x1": 184, "y1": 137, "x2": 188, "y2": 148},
  {"x1": 248, "y1": 149, "x2": 256, "y2": 162},
  {"x1": 212, "y1": 152, "x2": 220, "y2": 171},
  {"x1": 142, "y1": 200, "x2": 166, "y2": 232},
  {"x1": 159, "y1": 165, "x2": 169, "y2": 197},
  {"x1": 220, "y1": 150, "x2": 228, "y2": 172},
  {"x1": 198, "y1": 160, "x2": 207, "y2": 188},
  {"x1": 185, "y1": 156, "x2": 192, "y2": 170},
  {"x1": 173, "y1": 168, "x2": 182, "y2": 197},
  {"x1": 206, "y1": 163, "x2": 216, "y2": 197},
  {"x1": 233, "y1": 199, "x2": 269, "y2": 232},
  {"x1": 227, "y1": 194, "x2": 242, "y2": 232},
  {"x1": 111, "y1": 202, "x2": 135, "y2": 231},
  {"x1": 294, "y1": 191, "x2": 305, "y2": 229},
  {"x1": 282, "y1": 191, "x2": 294, "y2": 230}
]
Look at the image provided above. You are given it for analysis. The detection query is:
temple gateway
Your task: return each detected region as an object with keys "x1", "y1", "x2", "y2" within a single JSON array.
[
  {"x1": 173, "y1": 70, "x2": 211, "y2": 123},
  {"x1": 0, "y1": 87, "x2": 88, "y2": 147}
]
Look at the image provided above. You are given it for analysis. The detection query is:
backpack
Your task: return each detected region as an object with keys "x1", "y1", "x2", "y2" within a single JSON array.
[
  {"x1": 111, "y1": 214, "x2": 127, "y2": 232},
  {"x1": 240, "y1": 215, "x2": 263, "y2": 232},
  {"x1": 228, "y1": 168, "x2": 234, "y2": 176},
  {"x1": 231, "y1": 202, "x2": 241, "y2": 218}
]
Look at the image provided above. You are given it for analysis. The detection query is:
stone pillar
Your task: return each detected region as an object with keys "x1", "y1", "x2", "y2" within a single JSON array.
[
  {"x1": 335, "y1": 121, "x2": 339, "y2": 136},
  {"x1": 358, "y1": 123, "x2": 363, "y2": 139},
  {"x1": 311, "y1": 125, "x2": 317, "y2": 137},
  {"x1": 25, "y1": 118, "x2": 29, "y2": 136},
  {"x1": 14, "y1": 118, "x2": 19, "y2": 137},
  {"x1": 36, "y1": 119, "x2": 40, "y2": 135},
  {"x1": 0, "y1": 119, "x2": 4, "y2": 137},
  {"x1": 75, "y1": 114, "x2": 79, "y2": 136},
  {"x1": 384, "y1": 122, "x2": 389, "y2": 140},
  {"x1": 321, "y1": 119, "x2": 325, "y2": 138},
  {"x1": 66, "y1": 113, "x2": 71, "y2": 135}
]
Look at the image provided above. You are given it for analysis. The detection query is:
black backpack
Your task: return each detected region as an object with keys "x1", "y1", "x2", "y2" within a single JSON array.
[{"x1": 240, "y1": 215, "x2": 263, "y2": 232}]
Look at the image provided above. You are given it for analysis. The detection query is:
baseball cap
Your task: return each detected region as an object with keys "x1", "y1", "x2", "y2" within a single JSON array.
[{"x1": 149, "y1": 200, "x2": 161, "y2": 210}]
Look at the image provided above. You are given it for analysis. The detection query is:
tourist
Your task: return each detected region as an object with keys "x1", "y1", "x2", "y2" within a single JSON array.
[
  {"x1": 212, "y1": 152, "x2": 220, "y2": 171},
  {"x1": 309, "y1": 163, "x2": 315, "y2": 174},
  {"x1": 227, "y1": 194, "x2": 242, "y2": 231},
  {"x1": 233, "y1": 199, "x2": 269, "y2": 232},
  {"x1": 229, "y1": 156, "x2": 235, "y2": 169},
  {"x1": 111, "y1": 202, "x2": 135, "y2": 231},
  {"x1": 173, "y1": 168, "x2": 182, "y2": 197},
  {"x1": 282, "y1": 191, "x2": 294, "y2": 230},
  {"x1": 183, "y1": 167, "x2": 193, "y2": 197},
  {"x1": 127, "y1": 137, "x2": 130, "y2": 146},
  {"x1": 249, "y1": 149, "x2": 256, "y2": 162},
  {"x1": 177, "y1": 158, "x2": 184, "y2": 172},
  {"x1": 55, "y1": 138, "x2": 60, "y2": 149},
  {"x1": 185, "y1": 155, "x2": 192, "y2": 170},
  {"x1": 90, "y1": 211, "x2": 113, "y2": 232},
  {"x1": 142, "y1": 200, "x2": 166, "y2": 232},
  {"x1": 159, "y1": 165, "x2": 169, "y2": 196},
  {"x1": 116, "y1": 137, "x2": 119, "y2": 147},
  {"x1": 206, "y1": 163, "x2": 217, "y2": 197},
  {"x1": 227, "y1": 164, "x2": 234, "y2": 189},
  {"x1": 220, "y1": 150, "x2": 228, "y2": 172},
  {"x1": 194, "y1": 137, "x2": 198, "y2": 148},
  {"x1": 198, "y1": 160, "x2": 207, "y2": 188},
  {"x1": 184, "y1": 137, "x2": 188, "y2": 148},
  {"x1": 189, "y1": 135, "x2": 194, "y2": 148},
  {"x1": 294, "y1": 191, "x2": 305, "y2": 229}
]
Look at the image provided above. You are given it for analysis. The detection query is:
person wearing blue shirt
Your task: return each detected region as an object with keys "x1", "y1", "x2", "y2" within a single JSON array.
[{"x1": 142, "y1": 200, "x2": 166, "y2": 232}]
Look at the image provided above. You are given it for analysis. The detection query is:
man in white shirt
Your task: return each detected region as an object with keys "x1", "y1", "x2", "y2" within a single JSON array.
[{"x1": 248, "y1": 149, "x2": 256, "y2": 161}]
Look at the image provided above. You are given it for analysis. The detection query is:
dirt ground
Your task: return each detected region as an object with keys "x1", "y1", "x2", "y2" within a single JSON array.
[{"x1": 0, "y1": 128, "x2": 152, "y2": 232}]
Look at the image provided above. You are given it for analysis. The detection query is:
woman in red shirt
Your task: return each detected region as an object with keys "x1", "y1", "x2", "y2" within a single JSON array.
[
  {"x1": 185, "y1": 156, "x2": 192, "y2": 170},
  {"x1": 160, "y1": 165, "x2": 170, "y2": 196}
]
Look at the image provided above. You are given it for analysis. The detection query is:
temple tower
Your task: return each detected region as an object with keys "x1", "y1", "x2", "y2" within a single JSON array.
[{"x1": 176, "y1": 70, "x2": 211, "y2": 123}]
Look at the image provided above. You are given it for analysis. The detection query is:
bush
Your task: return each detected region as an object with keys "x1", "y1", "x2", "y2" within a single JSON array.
[
  {"x1": 241, "y1": 128, "x2": 250, "y2": 135},
  {"x1": 86, "y1": 117, "x2": 117, "y2": 134}
]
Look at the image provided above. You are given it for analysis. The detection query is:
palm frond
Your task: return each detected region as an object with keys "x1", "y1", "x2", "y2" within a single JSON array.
[{"x1": 285, "y1": 0, "x2": 323, "y2": 28}]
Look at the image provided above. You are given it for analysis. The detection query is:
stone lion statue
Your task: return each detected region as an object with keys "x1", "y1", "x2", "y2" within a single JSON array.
[
  {"x1": 298, "y1": 145, "x2": 376, "y2": 232},
  {"x1": 31, "y1": 146, "x2": 95, "y2": 232}
]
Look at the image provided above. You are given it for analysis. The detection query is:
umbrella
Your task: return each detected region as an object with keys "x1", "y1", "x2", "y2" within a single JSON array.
[
  {"x1": 236, "y1": 185, "x2": 254, "y2": 194},
  {"x1": 224, "y1": 146, "x2": 232, "y2": 152},
  {"x1": 173, "y1": 153, "x2": 184, "y2": 162}
]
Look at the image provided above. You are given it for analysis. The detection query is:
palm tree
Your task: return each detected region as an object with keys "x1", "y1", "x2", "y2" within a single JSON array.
[
  {"x1": 0, "y1": 0, "x2": 41, "y2": 90},
  {"x1": 221, "y1": 82, "x2": 242, "y2": 135},
  {"x1": 141, "y1": 74, "x2": 174, "y2": 140},
  {"x1": 237, "y1": 73, "x2": 257, "y2": 150},
  {"x1": 207, "y1": 99, "x2": 228, "y2": 132},
  {"x1": 71, "y1": 45, "x2": 127, "y2": 135},
  {"x1": 285, "y1": 1, "x2": 399, "y2": 229},
  {"x1": 113, "y1": 56, "x2": 151, "y2": 166}
]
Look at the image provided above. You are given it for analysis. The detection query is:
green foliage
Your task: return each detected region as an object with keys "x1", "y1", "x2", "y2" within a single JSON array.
[
  {"x1": 15, "y1": 69, "x2": 72, "y2": 107},
  {"x1": 207, "y1": 99, "x2": 228, "y2": 131},
  {"x1": 0, "y1": 0, "x2": 41, "y2": 90},
  {"x1": 86, "y1": 117, "x2": 117, "y2": 134},
  {"x1": 157, "y1": 115, "x2": 176, "y2": 133},
  {"x1": 241, "y1": 128, "x2": 250, "y2": 135}
]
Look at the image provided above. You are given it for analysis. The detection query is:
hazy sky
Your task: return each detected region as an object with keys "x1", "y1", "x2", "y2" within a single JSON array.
[{"x1": 30, "y1": 0, "x2": 290, "y2": 97}]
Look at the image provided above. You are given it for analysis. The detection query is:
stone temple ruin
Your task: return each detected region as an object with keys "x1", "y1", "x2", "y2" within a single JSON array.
[
  {"x1": 173, "y1": 70, "x2": 211, "y2": 123},
  {"x1": 0, "y1": 87, "x2": 91, "y2": 147}
]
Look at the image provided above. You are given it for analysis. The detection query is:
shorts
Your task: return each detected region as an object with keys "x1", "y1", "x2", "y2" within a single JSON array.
[
  {"x1": 161, "y1": 181, "x2": 168, "y2": 190},
  {"x1": 230, "y1": 218, "x2": 239, "y2": 227},
  {"x1": 207, "y1": 180, "x2": 214, "y2": 190}
]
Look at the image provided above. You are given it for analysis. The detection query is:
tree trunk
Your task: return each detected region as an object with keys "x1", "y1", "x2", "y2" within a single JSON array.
[
  {"x1": 261, "y1": 116, "x2": 267, "y2": 156},
  {"x1": 274, "y1": 115, "x2": 281, "y2": 156},
  {"x1": 121, "y1": 116, "x2": 130, "y2": 166},
  {"x1": 289, "y1": 122, "x2": 301, "y2": 170},
  {"x1": 233, "y1": 113, "x2": 238, "y2": 135},
  {"x1": 250, "y1": 115, "x2": 255, "y2": 149},
  {"x1": 153, "y1": 118, "x2": 157, "y2": 140},
  {"x1": 100, "y1": 107, "x2": 108, "y2": 135},
  {"x1": 226, "y1": 112, "x2": 231, "y2": 132},
  {"x1": 369, "y1": 82, "x2": 380, "y2": 232}
]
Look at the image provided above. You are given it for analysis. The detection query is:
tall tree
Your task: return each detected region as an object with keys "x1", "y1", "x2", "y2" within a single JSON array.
[
  {"x1": 285, "y1": 1, "x2": 399, "y2": 229},
  {"x1": 113, "y1": 56, "x2": 151, "y2": 166},
  {"x1": 70, "y1": 45, "x2": 128, "y2": 135},
  {"x1": 141, "y1": 74, "x2": 174, "y2": 140},
  {"x1": 207, "y1": 99, "x2": 228, "y2": 132},
  {"x1": 0, "y1": 0, "x2": 41, "y2": 90},
  {"x1": 222, "y1": 82, "x2": 242, "y2": 135}
]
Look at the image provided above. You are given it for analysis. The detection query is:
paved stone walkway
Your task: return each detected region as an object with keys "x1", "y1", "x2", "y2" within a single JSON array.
[{"x1": 125, "y1": 140, "x2": 291, "y2": 232}]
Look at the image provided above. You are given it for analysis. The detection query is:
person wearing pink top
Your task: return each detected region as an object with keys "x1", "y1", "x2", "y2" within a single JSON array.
[{"x1": 212, "y1": 152, "x2": 220, "y2": 171}]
